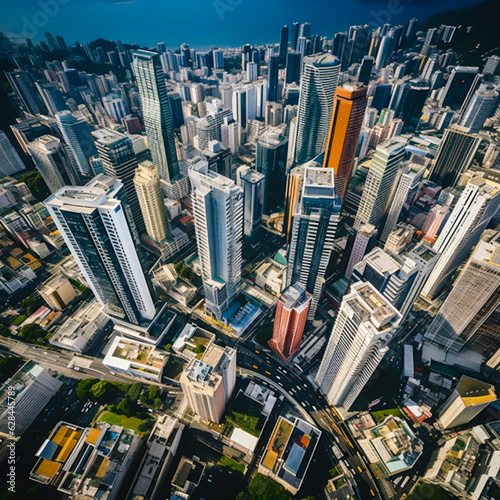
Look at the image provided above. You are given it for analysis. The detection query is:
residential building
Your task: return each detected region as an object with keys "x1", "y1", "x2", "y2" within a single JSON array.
[
  {"x1": 39, "y1": 274, "x2": 77, "y2": 311},
  {"x1": 189, "y1": 160, "x2": 243, "y2": 319},
  {"x1": 44, "y1": 175, "x2": 156, "y2": 326},
  {"x1": 316, "y1": 281, "x2": 402, "y2": 410},
  {"x1": 270, "y1": 283, "x2": 312, "y2": 361},
  {"x1": 180, "y1": 344, "x2": 236, "y2": 423},
  {"x1": 236, "y1": 166, "x2": 265, "y2": 240},
  {"x1": 344, "y1": 224, "x2": 378, "y2": 280}
]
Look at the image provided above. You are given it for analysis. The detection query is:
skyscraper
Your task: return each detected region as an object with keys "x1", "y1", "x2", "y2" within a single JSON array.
[
  {"x1": 399, "y1": 80, "x2": 429, "y2": 133},
  {"x1": 134, "y1": 161, "x2": 169, "y2": 243},
  {"x1": 287, "y1": 167, "x2": 340, "y2": 319},
  {"x1": 316, "y1": 281, "x2": 401, "y2": 410},
  {"x1": 439, "y1": 66, "x2": 479, "y2": 111},
  {"x1": 323, "y1": 84, "x2": 367, "y2": 202},
  {"x1": 421, "y1": 175, "x2": 500, "y2": 301},
  {"x1": 285, "y1": 50, "x2": 301, "y2": 84},
  {"x1": 92, "y1": 129, "x2": 145, "y2": 235},
  {"x1": 44, "y1": 175, "x2": 156, "y2": 325},
  {"x1": 255, "y1": 126, "x2": 288, "y2": 215},
  {"x1": 380, "y1": 163, "x2": 425, "y2": 242},
  {"x1": 291, "y1": 22, "x2": 300, "y2": 51},
  {"x1": 424, "y1": 231, "x2": 500, "y2": 355},
  {"x1": 267, "y1": 54, "x2": 279, "y2": 103},
  {"x1": 236, "y1": 166, "x2": 265, "y2": 241},
  {"x1": 56, "y1": 111, "x2": 98, "y2": 180},
  {"x1": 6, "y1": 70, "x2": 46, "y2": 116},
  {"x1": 344, "y1": 223, "x2": 378, "y2": 280},
  {"x1": 189, "y1": 160, "x2": 243, "y2": 319},
  {"x1": 294, "y1": 54, "x2": 341, "y2": 165},
  {"x1": 132, "y1": 50, "x2": 180, "y2": 184},
  {"x1": 270, "y1": 283, "x2": 312, "y2": 361},
  {"x1": 354, "y1": 138, "x2": 407, "y2": 231},
  {"x1": 358, "y1": 56, "x2": 374, "y2": 85},
  {"x1": 0, "y1": 131, "x2": 25, "y2": 176},
  {"x1": 375, "y1": 34, "x2": 393, "y2": 70},
  {"x1": 459, "y1": 85, "x2": 499, "y2": 133},
  {"x1": 279, "y1": 26, "x2": 289, "y2": 66},
  {"x1": 428, "y1": 125, "x2": 482, "y2": 189},
  {"x1": 27, "y1": 135, "x2": 75, "y2": 193}
]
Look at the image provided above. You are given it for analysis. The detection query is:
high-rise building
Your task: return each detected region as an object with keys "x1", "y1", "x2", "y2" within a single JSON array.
[
  {"x1": 399, "y1": 80, "x2": 429, "y2": 133},
  {"x1": 134, "y1": 161, "x2": 169, "y2": 243},
  {"x1": 56, "y1": 111, "x2": 97, "y2": 180},
  {"x1": 0, "y1": 131, "x2": 25, "y2": 176},
  {"x1": 428, "y1": 125, "x2": 482, "y2": 189},
  {"x1": 380, "y1": 163, "x2": 425, "y2": 242},
  {"x1": 347, "y1": 25, "x2": 372, "y2": 67},
  {"x1": 323, "y1": 84, "x2": 367, "y2": 202},
  {"x1": 354, "y1": 138, "x2": 407, "y2": 231},
  {"x1": 279, "y1": 26, "x2": 289, "y2": 65},
  {"x1": 352, "y1": 244, "x2": 438, "y2": 320},
  {"x1": 424, "y1": 231, "x2": 500, "y2": 355},
  {"x1": 270, "y1": 283, "x2": 312, "y2": 361},
  {"x1": 35, "y1": 82, "x2": 67, "y2": 116},
  {"x1": 436, "y1": 376, "x2": 496, "y2": 430},
  {"x1": 294, "y1": 54, "x2": 341, "y2": 165},
  {"x1": 180, "y1": 344, "x2": 236, "y2": 423},
  {"x1": 358, "y1": 56, "x2": 374, "y2": 85},
  {"x1": 102, "y1": 93, "x2": 128, "y2": 123},
  {"x1": 422, "y1": 204, "x2": 450, "y2": 241},
  {"x1": 375, "y1": 34, "x2": 393, "y2": 70},
  {"x1": 291, "y1": 22, "x2": 300, "y2": 51},
  {"x1": 236, "y1": 166, "x2": 265, "y2": 241},
  {"x1": 459, "y1": 85, "x2": 499, "y2": 133},
  {"x1": 344, "y1": 223, "x2": 378, "y2": 280},
  {"x1": 133, "y1": 50, "x2": 180, "y2": 184},
  {"x1": 287, "y1": 167, "x2": 340, "y2": 319},
  {"x1": 213, "y1": 49, "x2": 224, "y2": 69},
  {"x1": 267, "y1": 54, "x2": 279, "y2": 103},
  {"x1": 92, "y1": 129, "x2": 144, "y2": 235},
  {"x1": 6, "y1": 70, "x2": 46, "y2": 116},
  {"x1": 285, "y1": 51, "x2": 301, "y2": 84},
  {"x1": 439, "y1": 66, "x2": 479, "y2": 111},
  {"x1": 189, "y1": 160, "x2": 243, "y2": 319},
  {"x1": 255, "y1": 126, "x2": 288, "y2": 215},
  {"x1": 316, "y1": 281, "x2": 401, "y2": 410},
  {"x1": 44, "y1": 175, "x2": 156, "y2": 325},
  {"x1": 27, "y1": 135, "x2": 75, "y2": 193},
  {"x1": 421, "y1": 175, "x2": 500, "y2": 300}
]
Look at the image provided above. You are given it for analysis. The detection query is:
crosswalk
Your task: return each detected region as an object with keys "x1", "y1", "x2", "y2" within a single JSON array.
[{"x1": 10, "y1": 342, "x2": 29, "y2": 356}]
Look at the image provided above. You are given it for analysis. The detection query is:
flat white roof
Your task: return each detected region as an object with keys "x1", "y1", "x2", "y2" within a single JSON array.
[{"x1": 230, "y1": 427, "x2": 259, "y2": 452}]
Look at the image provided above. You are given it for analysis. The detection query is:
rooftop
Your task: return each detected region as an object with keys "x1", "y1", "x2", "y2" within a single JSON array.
[{"x1": 456, "y1": 376, "x2": 496, "y2": 406}]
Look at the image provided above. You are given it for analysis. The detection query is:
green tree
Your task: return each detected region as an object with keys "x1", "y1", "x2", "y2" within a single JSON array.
[
  {"x1": 117, "y1": 398, "x2": 134, "y2": 416},
  {"x1": 128, "y1": 382, "x2": 142, "y2": 401},
  {"x1": 165, "y1": 343, "x2": 172, "y2": 352},
  {"x1": 248, "y1": 473, "x2": 292, "y2": 500},
  {"x1": 194, "y1": 344, "x2": 206, "y2": 354},
  {"x1": 0, "y1": 356, "x2": 23, "y2": 384},
  {"x1": 19, "y1": 323, "x2": 47, "y2": 344},
  {"x1": 13, "y1": 315, "x2": 26, "y2": 326},
  {"x1": 76, "y1": 378, "x2": 98, "y2": 399},
  {"x1": 148, "y1": 385, "x2": 160, "y2": 400},
  {"x1": 0, "y1": 325, "x2": 10, "y2": 337},
  {"x1": 153, "y1": 397, "x2": 162, "y2": 410},
  {"x1": 90, "y1": 380, "x2": 114, "y2": 401}
]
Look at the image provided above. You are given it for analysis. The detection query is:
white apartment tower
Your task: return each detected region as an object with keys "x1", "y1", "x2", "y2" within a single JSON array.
[
  {"x1": 44, "y1": 175, "x2": 156, "y2": 325},
  {"x1": 189, "y1": 160, "x2": 243, "y2": 319},
  {"x1": 422, "y1": 175, "x2": 500, "y2": 300},
  {"x1": 134, "y1": 161, "x2": 169, "y2": 243},
  {"x1": 316, "y1": 281, "x2": 402, "y2": 410}
]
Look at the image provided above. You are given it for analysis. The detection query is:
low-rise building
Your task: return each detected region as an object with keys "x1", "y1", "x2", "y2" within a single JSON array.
[
  {"x1": 38, "y1": 274, "x2": 77, "y2": 311},
  {"x1": 254, "y1": 258, "x2": 286, "y2": 296},
  {"x1": 171, "y1": 455, "x2": 206, "y2": 496},
  {"x1": 103, "y1": 336, "x2": 167, "y2": 382},
  {"x1": 259, "y1": 415, "x2": 321, "y2": 495}
]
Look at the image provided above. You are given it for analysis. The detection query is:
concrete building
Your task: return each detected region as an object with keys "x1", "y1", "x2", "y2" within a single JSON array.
[
  {"x1": 436, "y1": 376, "x2": 496, "y2": 430},
  {"x1": 0, "y1": 361, "x2": 62, "y2": 436},
  {"x1": 316, "y1": 281, "x2": 401, "y2": 410},
  {"x1": 384, "y1": 222, "x2": 415, "y2": 255},
  {"x1": 0, "y1": 130, "x2": 25, "y2": 176},
  {"x1": 180, "y1": 344, "x2": 236, "y2": 423},
  {"x1": 134, "y1": 161, "x2": 169, "y2": 243},
  {"x1": 189, "y1": 160, "x2": 243, "y2": 319},
  {"x1": 344, "y1": 224, "x2": 378, "y2": 280},
  {"x1": 39, "y1": 274, "x2": 77, "y2": 311},
  {"x1": 270, "y1": 283, "x2": 312, "y2": 361},
  {"x1": 422, "y1": 175, "x2": 500, "y2": 300}
]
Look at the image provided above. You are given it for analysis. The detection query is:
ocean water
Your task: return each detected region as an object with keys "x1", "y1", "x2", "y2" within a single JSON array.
[{"x1": 0, "y1": 0, "x2": 485, "y2": 49}]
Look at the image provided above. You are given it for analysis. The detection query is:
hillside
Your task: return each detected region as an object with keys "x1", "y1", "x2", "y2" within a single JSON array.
[{"x1": 420, "y1": 0, "x2": 500, "y2": 66}]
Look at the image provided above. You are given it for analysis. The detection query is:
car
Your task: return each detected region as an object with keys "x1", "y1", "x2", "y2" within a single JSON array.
[
  {"x1": 265, "y1": 371, "x2": 271, "y2": 375},
  {"x1": 312, "y1": 405, "x2": 318, "y2": 411},
  {"x1": 358, "y1": 466, "x2": 363, "y2": 473},
  {"x1": 278, "y1": 382, "x2": 283, "y2": 387},
  {"x1": 301, "y1": 402, "x2": 306, "y2": 408},
  {"x1": 276, "y1": 375, "x2": 281, "y2": 380}
]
